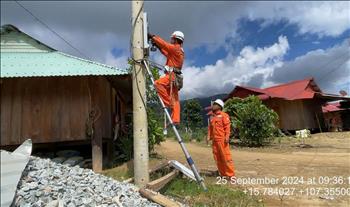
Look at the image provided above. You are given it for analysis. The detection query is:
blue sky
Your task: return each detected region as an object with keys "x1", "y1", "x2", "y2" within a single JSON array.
[
  {"x1": 186, "y1": 18, "x2": 350, "y2": 67},
  {"x1": 2, "y1": 1, "x2": 349, "y2": 99}
]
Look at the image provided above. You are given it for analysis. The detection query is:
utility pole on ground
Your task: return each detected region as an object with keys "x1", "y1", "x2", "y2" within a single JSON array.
[{"x1": 131, "y1": 0, "x2": 149, "y2": 188}]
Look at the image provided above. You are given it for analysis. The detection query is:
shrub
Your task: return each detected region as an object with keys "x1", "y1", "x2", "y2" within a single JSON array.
[
  {"x1": 115, "y1": 121, "x2": 133, "y2": 162},
  {"x1": 147, "y1": 107, "x2": 165, "y2": 151},
  {"x1": 224, "y1": 96, "x2": 279, "y2": 146},
  {"x1": 192, "y1": 127, "x2": 207, "y2": 142},
  {"x1": 169, "y1": 127, "x2": 207, "y2": 143},
  {"x1": 183, "y1": 99, "x2": 203, "y2": 129}
]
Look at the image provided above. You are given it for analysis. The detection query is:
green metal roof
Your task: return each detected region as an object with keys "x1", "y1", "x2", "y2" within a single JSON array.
[
  {"x1": 1, "y1": 52, "x2": 128, "y2": 78},
  {"x1": 1, "y1": 24, "x2": 129, "y2": 78}
]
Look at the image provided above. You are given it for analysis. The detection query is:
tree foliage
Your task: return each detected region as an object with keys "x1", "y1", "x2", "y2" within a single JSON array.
[
  {"x1": 183, "y1": 99, "x2": 203, "y2": 129},
  {"x1": 147, "y1": 107, "x2": 165, "y2": 151},
  {"x1": 224, "y1": 96, "x2": 279, "y2": 146}
]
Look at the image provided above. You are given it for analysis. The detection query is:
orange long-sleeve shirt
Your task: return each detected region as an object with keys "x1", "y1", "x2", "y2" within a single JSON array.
[
  {"x1": 152, "y1": 35, "x2": 184, "y2": 69},
  {"x1": 208, "y1": 111, "x2": 231, "y2": 142}
]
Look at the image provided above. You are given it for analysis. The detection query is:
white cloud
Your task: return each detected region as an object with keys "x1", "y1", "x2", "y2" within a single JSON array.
[
  {"x1": 180, "y1": 36, "x2": 290, "y2": 99},
  {"x1": 2, "y1": 1, "x2": 348, "y2": 59},
  {"x1": 270, "y1": 40, "x2": 350, "y2": 94},
  {"x1": 181, "y1": 38, "x2": 350, "y2": 100},
  {"x1": 1, "y1": 1, "x2": 349, "y2": 98},
  {"x1": 248, "y1": 1, "x2": 350, "y2": 37}
]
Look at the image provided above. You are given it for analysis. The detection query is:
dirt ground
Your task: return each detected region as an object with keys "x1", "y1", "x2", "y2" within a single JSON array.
[{"x1": 154, "y1": 132, "x2": 350, "y2": 207}]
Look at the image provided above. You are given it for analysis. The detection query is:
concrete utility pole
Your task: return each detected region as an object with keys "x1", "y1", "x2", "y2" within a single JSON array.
[{"x1": 131, "y1": 0, "x2": 149, "y2": 187}]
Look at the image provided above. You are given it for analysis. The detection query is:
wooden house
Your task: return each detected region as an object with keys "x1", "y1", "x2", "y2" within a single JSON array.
[
  {"x1": 0, "y1": 24, "x2": 132, "y2": 172},
  {"x1": 323, "y1": 101, "x2": 350, "y2": 131},
  {"x1": 226, "y1": 78, "x2": 350, "y2": 131}
]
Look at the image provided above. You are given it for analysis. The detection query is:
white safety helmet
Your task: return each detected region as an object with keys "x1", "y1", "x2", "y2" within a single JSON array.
[
  {"x1": 171, "y1": 31, "x2": 184, "y2": 42},
  {"x1": 213, "y1": 99, "x2": 224, "y2": 109}
]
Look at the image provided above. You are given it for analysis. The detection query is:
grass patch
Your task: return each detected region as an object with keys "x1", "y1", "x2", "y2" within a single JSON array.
[
  {"x1": 102, "y1": 161, "x2": 133, "y2": 181},
  {"x1": 102, "y1": 168, "x2": 132, "y2": 181},
  {"x1": 167, "y1": 127, "x2": 208, "y2": 143},
  {"x1": 102, "y1": 158, "x2": 166, "y2": 181},
  {"x1": 161, "y1": 178, "x2": 264, "y2": 207}
]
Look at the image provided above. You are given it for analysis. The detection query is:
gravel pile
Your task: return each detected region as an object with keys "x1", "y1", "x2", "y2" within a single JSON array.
[{"x1": 13, "y1": 156, "x2": 160, "y2": 207}]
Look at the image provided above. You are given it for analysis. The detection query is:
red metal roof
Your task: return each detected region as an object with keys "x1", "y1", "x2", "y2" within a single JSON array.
[
  {"x1": 322, "y1": 102, "x2": 344, "y2": 113},
  {"x1": 226, "y1": 77, "x2": 327, "y2": 101}
]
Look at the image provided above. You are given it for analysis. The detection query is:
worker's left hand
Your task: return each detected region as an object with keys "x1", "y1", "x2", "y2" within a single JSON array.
[
  {"x1": 225, "y1": 138, "x2": 230, "y2": 144},
  {"x1": 147, "y1": 33, "x2": 154, "y2": 40}
]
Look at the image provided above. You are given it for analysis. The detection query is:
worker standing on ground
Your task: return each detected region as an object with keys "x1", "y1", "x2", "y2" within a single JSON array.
[
  {"x1": 207, "y1": 99, "x2": 235, "y2": 177},
  {"x1": 147, "y1": 31, "x2": 184, "y2": 125}
]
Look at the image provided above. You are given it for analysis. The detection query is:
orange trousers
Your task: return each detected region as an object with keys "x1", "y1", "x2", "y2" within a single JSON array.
[
  {"x1": 154, "y1": 72, "x2": 180, "y2": 124},
  {"x1": 212, "y1": 140, "x2": 235, "y2": 177}
]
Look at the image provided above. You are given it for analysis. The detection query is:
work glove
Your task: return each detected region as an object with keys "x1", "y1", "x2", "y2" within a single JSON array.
[{"x1": 147, "y1": 33, "x2": 154, "y2": 41}]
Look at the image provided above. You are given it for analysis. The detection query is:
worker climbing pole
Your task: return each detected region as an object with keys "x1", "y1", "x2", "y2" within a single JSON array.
[
  {"x1": 142, "y1": 59, "x2": 208, "y2": 191},
  {"x1": 130, "y1": 0, "x2": 206, "y2": 190},
  {"x1": 147, "y1": 31, "x2": 184, "y2": 125}
]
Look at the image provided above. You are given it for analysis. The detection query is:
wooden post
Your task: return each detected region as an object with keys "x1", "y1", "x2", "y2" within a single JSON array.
[
  {"x1": 92, "y1": 134, "x2": 103, "y2": 172},
  {"x1": 106, "y1": 138, "x2": 114, "y2": 168},
  {"x1": 131, "y1": 0, "x2": 149, "y2": 187},
  {"x1": 315, "y1": 112, "x2": 323, "y2": 133},
  {"x1": 90, "y1": 77, "x2": 103, "y2": 172}
]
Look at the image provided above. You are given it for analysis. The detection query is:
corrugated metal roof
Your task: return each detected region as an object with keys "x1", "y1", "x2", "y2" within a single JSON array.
[
  {"x1": 227, "y1": 78, "x2": 316, "y2": 100},
  {"x1": 227, "y1": 77, "x2": 350, "y2": 101},
  {"x1": 0, "y1": 24, "x2": 56, "y2": 52},
  {"x1": 1, "y1": 24, "x2": 129, "y2": 78},
  {"x1": 1, "y1": 139, "x2": 32, "y2": 207},
  {"x1": 1, "y1": 51, "x2": 129, "y2": 78}
]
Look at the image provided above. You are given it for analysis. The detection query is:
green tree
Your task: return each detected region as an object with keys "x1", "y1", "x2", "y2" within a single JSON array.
[
  {"x1": 145, "y1": 65, "x2": 165, "y2": 151},
  {"x1": 183, "y1": 99, "x2": 203, "y2": 130},
  {"x1": 224, "y1": 96, "x2": 279, "y2": 146}
]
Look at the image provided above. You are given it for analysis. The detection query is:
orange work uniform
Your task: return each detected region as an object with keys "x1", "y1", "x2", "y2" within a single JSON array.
[
  {"x1": 151, "y1": 35, "x2": 184, "y2": 124},
  {"x1": 208, "y1": 110, "x2": 235, "y2": 177}
]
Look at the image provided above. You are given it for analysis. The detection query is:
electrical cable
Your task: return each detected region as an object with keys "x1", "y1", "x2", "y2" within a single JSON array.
[
  {"x1": 274, "y1": 42, "x2": 349, "y2": 106},
  {"x1": 129, "y1": 1, "x2": 144, "y2": 58},
  {"x1": 134, "y1": 60, "x2": 148, "y2": 110},
  {"x1": 129, "y1": 2, "x2": 150, "y2": 112},
  {"x1": 317, "y1": 57, "x2": 349, "y2": 82},
  {"x1": 315, "y1": 49, "x2": 349, "y2": 77},
  {"x1": 14, "y1": 1, "x2": 90, "y2": 59}
]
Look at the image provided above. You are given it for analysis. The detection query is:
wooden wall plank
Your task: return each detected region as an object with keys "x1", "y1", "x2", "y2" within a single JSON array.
[
  {"x1": 265, "y1": 99, "x2": 324, "y2": 131},
  {"x1": 21, "y1": 78, "x2": 32, "y2": 143},
  {"x1": 1, "y1": 76, "x2": 118, "y2": 147},
  {"x1": 1, "y1": 79, "x2": 13, "y2": 145},
  {"x1": 50, "y1": 77, "x2": 63, "y2": 140},
  {"x1": 10, "y1": 78, "x2": 22, "y2": 144}
]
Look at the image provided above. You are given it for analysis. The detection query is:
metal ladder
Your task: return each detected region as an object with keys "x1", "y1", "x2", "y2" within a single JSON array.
[{"x1": 142, "y1": 59, "x2": 207, "y2": 191}]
